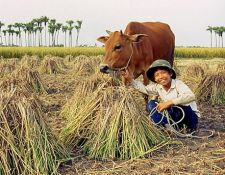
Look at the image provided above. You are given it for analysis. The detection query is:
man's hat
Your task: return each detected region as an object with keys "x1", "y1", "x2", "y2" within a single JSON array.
[{"x1": 146, "y1": 59, "x2": 176, "y2": 82}]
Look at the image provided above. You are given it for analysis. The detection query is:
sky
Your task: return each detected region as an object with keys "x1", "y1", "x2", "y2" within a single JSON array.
[{"x1": 0, "y1": 0, "x2": 225, "y2": 47}]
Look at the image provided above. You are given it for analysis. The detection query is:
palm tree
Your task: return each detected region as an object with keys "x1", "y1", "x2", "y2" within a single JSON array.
[
  {"x1": 213, "y1": 26, "x2": 220, "y2": 47},
  {"x1": 14, "y1": 23, "x2": 23, "y2": 46},
  {"x1": 217, "y1": 26, "x2": 225, "y2": 48},
  {"x1": 66, "y1": 20, "x2": 74, "y2": 47},
  {"x1": 206, "y1": 26, "x2": 213, "y2": 48},
  {"x1": 41, "y1": 16, "x2": 49, "y2": 46},
  {"x1": 48, "y1": 19, "x2": 57, "y2": 46},
  {"x1": 62, "y1": 26, "x2": 68, "y2": 47},
  {"x1": 75, "y1": 20, "x2": 82, "y2": 46},
  {"x1": 7, "y1": 24, "x2": 13, "y2": 46},
  {"x1": 2, "y1": 30, "x2": 7, "y2": 46},
  {"x1": 56, "y1": 23, "x2": 62, "y2": 46},
  {"x1": 0, "y1": 21, "x2": 5, "y2": 45}
]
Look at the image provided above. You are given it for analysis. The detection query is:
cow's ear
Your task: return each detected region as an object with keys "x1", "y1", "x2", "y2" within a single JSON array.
[
  {"x1": 97, "y1": 36, "x2": 109, "y2": 43},
  {"x1": 106, "y1": 30, "x2": 112, "y2": 35},
  {"x1": 129, "y1": 34, "x2": 148, "y2": 42}
]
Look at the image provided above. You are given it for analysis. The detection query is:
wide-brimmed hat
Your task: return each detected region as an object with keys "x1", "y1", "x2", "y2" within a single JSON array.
[{"x1": 146, "y1": 59, "x2": 176, "y2": 82}]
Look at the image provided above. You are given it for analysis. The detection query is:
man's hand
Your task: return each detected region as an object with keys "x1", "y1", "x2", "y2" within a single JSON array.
[
  {"x1": 156, "y1": 100, "x2": 174, "y2": 112},
  {"x1": 121, "y1": 69, "x2": 134, "y2": 84}
]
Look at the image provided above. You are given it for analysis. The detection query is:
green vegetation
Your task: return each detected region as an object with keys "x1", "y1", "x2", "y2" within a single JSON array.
[
  {"x1": 0, "y1": 47, "x2": 104, "y2": 58},
  {"x1": 1, "y1": 47, "x2": 225, "y2": 59}
]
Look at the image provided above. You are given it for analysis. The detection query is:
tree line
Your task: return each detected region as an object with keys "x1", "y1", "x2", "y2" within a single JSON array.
[
  {"x1": 206, "y1": 26, "x2": 225, "y2": 48},
  {"x1": 0, "y1": 16, "x2": 82, "y2": 47}
]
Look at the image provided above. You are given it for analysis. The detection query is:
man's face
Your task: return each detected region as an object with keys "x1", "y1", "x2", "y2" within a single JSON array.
[{"x1": 154, "y1": 69, "x2": 172, "y2": 87}]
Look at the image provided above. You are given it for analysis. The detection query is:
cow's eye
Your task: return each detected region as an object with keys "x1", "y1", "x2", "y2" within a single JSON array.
[{"x1": 114, "y1": 44, "x2": 122, "y2": 50}]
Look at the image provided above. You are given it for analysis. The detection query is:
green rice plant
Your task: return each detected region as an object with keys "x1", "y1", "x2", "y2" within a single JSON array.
[
  {"x1": 175, "y1": 48, "x2": 225, "y2": 58},
  {"x1": 0, "y1": 47, "x2": 105, "y2": 59},
  {"x1": 0, "y1": 88, "x2": 71, "y2": 175},
  {"x1": 60, "y1": 82, "x2": 168, "y2": 160}
]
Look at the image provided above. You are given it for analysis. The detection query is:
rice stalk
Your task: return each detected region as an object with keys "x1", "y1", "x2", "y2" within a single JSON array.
[
  {"x1": 12, "y1": 67, "x2": 48, "y2": 94},
  {"x1": 60, "y1": 84, "x2": 167, "y2": 160},
  {"x1": 39, "y1": 56, "x2": 65, "y2": 74},
  {"x1": 196, "y1": 71, "x2": 225, "y2": 104},
  {"x1": 0, "y1": 88, "x2": 71, "y2": 175}
]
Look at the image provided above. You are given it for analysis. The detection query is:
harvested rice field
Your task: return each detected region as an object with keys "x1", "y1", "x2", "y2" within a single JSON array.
[{"x1": 0, "y1": 55, "x2": 224, "y2": 175}]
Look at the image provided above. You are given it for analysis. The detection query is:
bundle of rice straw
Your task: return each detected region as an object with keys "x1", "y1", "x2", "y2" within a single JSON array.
[
  {"x1": 72, "y1": 55, "x2": 101, "y2": 77},
  {"x1": 0, "y1": 88, "x2": 70, "y2": 175},
  {"x1": 196, "y1": 71, "x2": 225, "y2": 104},
  {"x1": 60, "y1": 82, "x2": 167, "y2": 160},
  {"x1": 183, "y1": 64, "x2": 205, "y2": 78},
  {"x1": 39, "y1": 56, "x2": 65, "y2": 74},
  {"x1": 0, "y1": 62, "x2": 16, "y2": 78},
  {"x1": 20, "y1": 55, "x2": 40, "y2": 69},
  {"x1": 12, "y1": 66, "x2": 48, "y2": 94},
  {"x1": 181, "y1": 64, "x2": 205, "y2": 91},
  {"x1": 216, "y1": 63, "x2": 225, "y2": 72}
]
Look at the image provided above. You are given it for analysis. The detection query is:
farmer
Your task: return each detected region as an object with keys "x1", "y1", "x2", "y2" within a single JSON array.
[{"x1": 122, "y1": 59, "x2": 199, "y2": 132}]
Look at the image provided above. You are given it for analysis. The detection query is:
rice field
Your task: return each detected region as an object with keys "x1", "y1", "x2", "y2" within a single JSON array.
[
  {"x1": 1, "y1": 47, "x2": 225, "y2": 59},
  {"x1": 0, "y1": 51, "x2": 224, "y2": 174}
]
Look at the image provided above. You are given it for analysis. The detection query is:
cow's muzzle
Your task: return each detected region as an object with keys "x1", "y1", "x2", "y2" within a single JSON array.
[{"x1": 100, "y1": 64, "x2": 110, "y2": 74}]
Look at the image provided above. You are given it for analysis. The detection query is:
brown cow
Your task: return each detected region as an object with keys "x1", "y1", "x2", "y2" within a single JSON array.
[{"x1": 97, "y1": 21, "x2": 175, "y2": 85}]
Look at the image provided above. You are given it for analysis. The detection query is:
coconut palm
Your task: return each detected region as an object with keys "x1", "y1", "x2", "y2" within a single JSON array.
[
  {"x1": 41, "y1": 16, "x2": 49, "y2": 46},
  {"x1": 56, "y1": 23, "x2": 62, "y2": 46},
  {"x1": 48, "y1": 19, "x2": 57, "y2": 46},
  {"x1": 206, "y1": 26, "x2": 213, "y2": 48},
  {"x1": 14, "y1": 23, "x2": 23, "y2": 46},
  {"x1": 2, "y1": 30, "x2": 7, "y2": 46},
  {"x1": 75, "y1": 20, "x2": 82, "y2": 46},
  {"x1": 66, "y1": 20, "x2": 74, "y2": 47},
  {"x1": 62, "y1": 25, "x2": 68, "y2": 47},
  {"x1": 0, "y1": 21, "x2": 5, "y2": 45}
]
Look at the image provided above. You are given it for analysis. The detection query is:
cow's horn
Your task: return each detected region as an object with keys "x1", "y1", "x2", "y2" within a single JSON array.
[
  {"x1": 106, "y1": 30, "x2": 112, "y2": 35},
  {"x1": 120, "y1": 30, "x2": 123, "y2": 35}
]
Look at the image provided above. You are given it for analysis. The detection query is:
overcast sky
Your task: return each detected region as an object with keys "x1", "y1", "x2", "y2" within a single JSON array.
[{"x1": 0, "y1": 0, "x2": 225, "y2": 47}]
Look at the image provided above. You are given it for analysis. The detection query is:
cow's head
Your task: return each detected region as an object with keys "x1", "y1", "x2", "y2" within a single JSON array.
[{"x1": 97, "y1": 30, "x2": 148, "y2": 73}]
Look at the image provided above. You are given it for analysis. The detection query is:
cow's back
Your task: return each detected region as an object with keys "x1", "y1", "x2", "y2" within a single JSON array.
[{"x1": 124, "y1": 22, "x2": 175, "y2": 66}]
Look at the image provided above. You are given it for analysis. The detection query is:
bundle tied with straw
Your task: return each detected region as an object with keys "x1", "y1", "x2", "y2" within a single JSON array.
[
  {"x1": 39, "y1": 56, "x2": 65, "y2": 74},
  {"x1": 60, "y1": 81, "x2": 167, "y2": 160},
  {"x1": 0, "y1": 88, "x2": 71, "y2": 175},
  {"x1": 12, "y1": 66, "x2": 48, "y2": 94},
  {"x1": 196, "y1": 71, "x2": 225, "y2": 104}
]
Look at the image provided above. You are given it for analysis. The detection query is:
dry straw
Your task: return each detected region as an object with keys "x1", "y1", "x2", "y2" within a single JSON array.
[
  {"x1": 12, "y1": 66, "x2": 48, "y2": 94},
  {"x1": 20, "y1": 55, "x2": 40, "y2": 69},
  {"x1": 0, "y1": 87, "x2": 70, "y2": 175},
  {"x1": 60, "y1": 80, "x2": 167, "y2": 160},
  {"x1": 196, "y1": 71, "x2": 225, "y2": 104},
  {"x1": 181, "y1": 64, "x2": 205, "y2": 91},
  {"x1": 39, "y1": 56, "x2": 65, "y2": 74}
]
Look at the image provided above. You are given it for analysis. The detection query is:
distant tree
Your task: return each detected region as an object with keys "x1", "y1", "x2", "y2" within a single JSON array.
[
  {"x1": 41, "y1": 16, "x2": 49, "y2": 46},
  {"x1": 56, "y1": 23, "x2": 62, "y2": 45},
  {"x1": 217, "y1": 26, "x2": 225, "y2": 48},
  {"x1": 0, "y1": 21, "x2": 5, "y2": 45},
  {"x1": 66, "y1": 20, "x2": 74, "y2": 47},
  {"x1": 14, "y1": 23, "x2": 23, "y2": 46},
  {"x1": 48, "y1": 19, "x2": 57, "y2": 46},
  {"x1": 2, "y1": 30, "x2": 7, "y2": 46},
  {"x1": 75, "y1": 20, "x2": 82, "y2": 46},
  {"x1": 62, "y1": 25, "x2": 68, "y2": 47},
  {"x1": 206, "y1": 26, "x2": 213, "y2": 48},
  {"x1": 212, "y1": 26, "x2": 220, "y2": 47}
]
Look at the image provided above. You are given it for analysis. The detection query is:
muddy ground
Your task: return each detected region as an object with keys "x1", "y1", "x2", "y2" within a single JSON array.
[{"x1": 38, "y1": 58, "x2": 225, "y2": 175}]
